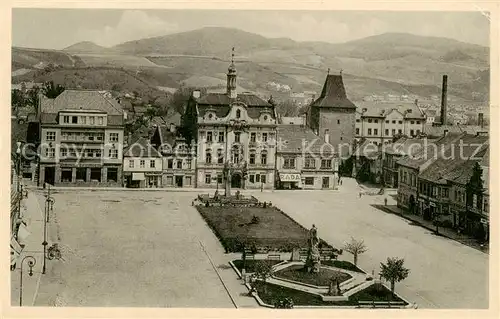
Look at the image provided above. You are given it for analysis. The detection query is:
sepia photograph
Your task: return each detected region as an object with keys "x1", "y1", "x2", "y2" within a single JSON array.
[{"x1": 7, "y1": 7, "x2": 494, "y2": 313}]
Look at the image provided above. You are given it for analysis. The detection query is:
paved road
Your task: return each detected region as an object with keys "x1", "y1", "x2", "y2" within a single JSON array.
[
  {"x1": 255, "y1": 178, "x2": 489, "y2": 309},
  {"x1": 30, "y1": 191, "x2": 249, "y2": 308}
]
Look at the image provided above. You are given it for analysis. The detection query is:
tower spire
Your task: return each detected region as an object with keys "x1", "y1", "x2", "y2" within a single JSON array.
[{"x1": 227, "y1": 47, "x2": 237, "y2": 99}]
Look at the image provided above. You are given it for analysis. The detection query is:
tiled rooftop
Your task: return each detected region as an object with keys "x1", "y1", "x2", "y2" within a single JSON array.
[
  {"x1": 41, "y1": 90, "x2": 123, "y2": 115},
  {"x1": 123, "y1": 137, "x2": 162, "y2": 158},
  {"x1": 418, "y1": 135, "x2": 489, "y2": 184},
  {"x1": 356, "y1": 101, "x2": 425, "y2": 119},
  {"x1": 277, "y1": 125, "x2": 336, "y2": 155},
  {"x1": 310, "y1": 75, "x2": 356, "y2": 109}
]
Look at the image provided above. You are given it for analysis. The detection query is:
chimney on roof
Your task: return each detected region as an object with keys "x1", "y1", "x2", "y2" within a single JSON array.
[
  {"x1": 440, "y1": 75, "x2": 448, "y2": 126},
  {"x1": 324, "y1": 129, "x2": 330, "y2": 144},
  {"x1": 414, "y1": 99, "x2": 419, "y2": 106},
  {"x1": 127, "y1": 133, "x2": 132, "y2": 147},
  {"x1": 478, "y1": 113, "x2": 484, "y2": 128}
]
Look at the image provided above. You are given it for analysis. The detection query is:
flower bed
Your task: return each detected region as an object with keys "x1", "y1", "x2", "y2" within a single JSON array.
[
  {"x1": 251, "y1": 281, "x2": 408, "y2": 307},
  {"x1": 321, "y1": 260, "x2": 365, "y2": 273},
  {"x1": 274, "y1": 265, "x2": 352, "y2": 287}
]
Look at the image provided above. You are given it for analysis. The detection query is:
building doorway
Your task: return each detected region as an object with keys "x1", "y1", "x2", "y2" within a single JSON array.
[
  {"x1": 231, "y1": 173, "x2": 242, "y2": 188},
  {"x1": 175, "y1": 176, "x2": 183, "y2": 187},
  {"x1": 44, "y1": 166, "x2": 55, "y2": 185},
  {"x1": 409, "y1": 195, "x2": 415, "y2": 214},
  {"x1": 322, "y1": 177, "x2": 330, "y2": 189}
]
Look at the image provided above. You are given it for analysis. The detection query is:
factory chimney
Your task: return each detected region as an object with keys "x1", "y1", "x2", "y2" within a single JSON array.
[
  {"x1": 440, "y1": 75, "x2": 448, "y2": 126},
  {"x1": 478, "y1": 113, "x2": 484, "y2": 129}
]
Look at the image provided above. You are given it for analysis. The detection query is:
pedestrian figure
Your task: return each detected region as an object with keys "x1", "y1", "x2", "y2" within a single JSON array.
[
  {"x1": 340, "y1": 179, "x2": 342, "y2": 185},
  {"x1": 359, "y1": 192, "x2": 362, "y2": 198},
  {"x1": 384, "y1": 197, "x2": 388, "y2": 206}
]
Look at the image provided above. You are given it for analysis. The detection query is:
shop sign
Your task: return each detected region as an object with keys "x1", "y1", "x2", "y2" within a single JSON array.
[
  {"x1": 132, "y1": 173, "x2": 145, "y2": 181},
  {"x1": 279, "y1": 173, "x2": 301, "y2": 182}
]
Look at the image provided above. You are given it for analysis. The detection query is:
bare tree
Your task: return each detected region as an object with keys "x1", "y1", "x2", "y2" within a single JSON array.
[{"x1": 342, "y1": 237, "x2": 367, "y2": 266}]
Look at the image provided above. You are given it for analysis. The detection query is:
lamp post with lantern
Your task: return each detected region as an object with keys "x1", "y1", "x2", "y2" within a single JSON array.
[{"x1": 19, "y1": 255, "x2": 36, "y2": 306}]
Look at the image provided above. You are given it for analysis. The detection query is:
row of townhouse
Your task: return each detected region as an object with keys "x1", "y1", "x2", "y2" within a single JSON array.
[
  {"x1": 355, "y1": 100, "x2": 426, "y2": 145},
  {"x1": 395, "y1": 132, "x2": 489, "y2": 241},
  {"x1": 122, "y1": 121, "x2": 340, "y2": 190},
  {"x1": 36, "y1": 70, "x2": 342, "y2": 190}
]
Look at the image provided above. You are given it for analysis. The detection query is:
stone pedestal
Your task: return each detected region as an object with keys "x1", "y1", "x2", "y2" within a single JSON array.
[
  {"x1": 328, "y1": 280, "x2": 340, "y2": 296},
  {"x1": 305, "y1": 246, "x2": 321, "y2": 273},
  {"x1": 291, "y1": 248, "x2": 301, "y2": 261}
]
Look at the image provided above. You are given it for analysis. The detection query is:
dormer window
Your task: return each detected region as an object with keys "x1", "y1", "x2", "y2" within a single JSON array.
[{"x1": 236, "y1": 109, "x2": 241, "y2": 119}]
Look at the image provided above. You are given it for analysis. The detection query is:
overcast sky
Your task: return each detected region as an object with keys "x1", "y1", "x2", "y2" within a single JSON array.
[{"x1": 12, "y1": 9, "x2": 490, "y2": 49}]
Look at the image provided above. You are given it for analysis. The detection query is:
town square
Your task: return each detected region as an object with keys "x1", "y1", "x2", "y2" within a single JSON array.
[{"x1": 9, "y1": 8, "x2": 491, "y2": 311}]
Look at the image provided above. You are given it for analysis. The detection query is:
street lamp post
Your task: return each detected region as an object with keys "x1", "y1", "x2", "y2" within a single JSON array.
[
  {"x1": 42, "y1": 184, "x2": 55, "y2": 275},
  {"x1": 42, "y1": 197, "x2": 48, "y2": 274},
  {"x1": 19, "y1": 255, "x2": 36, "y2": 306}
]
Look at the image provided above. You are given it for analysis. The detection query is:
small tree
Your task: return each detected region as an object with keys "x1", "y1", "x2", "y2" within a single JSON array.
[
  {"x1": 42, "y1": 81, "x2": 65, "y2": 99},
  {"x1": 253, "y1": 260, "x2": 273, "y2": 294},
  {"x1": 379, "y1": 257, "x2": 410, "y2": 299},
  {"x1": 26, "y1": 86, "x2": 40, "y2": 116},
  {"x1": 343, "y1": 237, "x2": 367, "y2": 266}
]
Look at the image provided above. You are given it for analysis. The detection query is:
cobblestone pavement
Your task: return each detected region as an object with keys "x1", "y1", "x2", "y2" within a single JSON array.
[
  {"x1": 254, "y1": 178, "x2": 489, "y2": 309},
  {"x1": 24, "y1": 190, "x2": 255, "y2": 308}
]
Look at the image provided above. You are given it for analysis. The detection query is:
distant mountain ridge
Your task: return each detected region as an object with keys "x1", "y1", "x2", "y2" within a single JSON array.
[
  {"x1": 12, "y1": 27, "x2": 490, "y2": 103},
  {"x1": 63, "y1": 41, "x2": 110, "y2": 54}
]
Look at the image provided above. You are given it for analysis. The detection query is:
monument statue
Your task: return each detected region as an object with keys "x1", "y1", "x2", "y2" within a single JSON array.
[
  {"x1": 223, "y1": 161, "x2": 232, "y2": 197},
  {"x1": 305, "y1": 224, "x2": 321, "y2": 273}
]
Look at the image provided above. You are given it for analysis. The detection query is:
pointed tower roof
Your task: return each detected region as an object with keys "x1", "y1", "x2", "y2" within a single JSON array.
[
  {"x1": 311, "y1": 73, "x2": 356, "y2": 109},
  {"x1": 228, "y1": 47, "x2": 236, "y2": 74}
]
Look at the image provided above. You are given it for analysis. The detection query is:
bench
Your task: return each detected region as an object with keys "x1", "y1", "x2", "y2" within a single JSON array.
[
  {"x1": 256, "y1": 247, "x2": 269, "y2": 254},
  {"x1": 267, "y1": 254, "x2": 281, "y2": 261},
  {"x1": 319, "y1": 248, "x2": 338, "y2": 261},
  {"x1": 299, "y1": 254, "x2": 309, "y2": 261}
]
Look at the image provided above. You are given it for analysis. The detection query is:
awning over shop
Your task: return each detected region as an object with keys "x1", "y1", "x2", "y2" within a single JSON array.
[
  {"x1": 132, "y1": 173, "x2": 145, "y2": 181},
  {"x1": 279, "y1": 173, "x2": 301, "y2": 182},
  {"x1": 17, "y1": 223, "x2": 30, "y2": 242}
]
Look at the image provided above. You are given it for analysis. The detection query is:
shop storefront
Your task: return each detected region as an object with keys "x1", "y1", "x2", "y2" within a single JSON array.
[{"x1": 278, "y1": 172, "x2": 302, "y2": 189}]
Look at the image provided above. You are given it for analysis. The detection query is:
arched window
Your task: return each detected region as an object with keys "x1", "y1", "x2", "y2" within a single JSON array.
[
  {"x1": 205, "y1": 151, "x2": 212, "y2": 164},
  {"x1": 236, "y1": 109, "x2": 241, "y2": 119}
]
